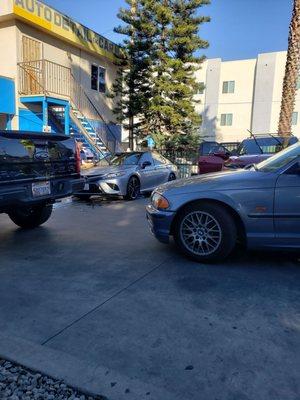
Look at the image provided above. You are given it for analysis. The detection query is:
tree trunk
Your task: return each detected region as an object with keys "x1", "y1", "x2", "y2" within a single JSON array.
[
  {"x1": 278, "y1": 0, "x2": 300, "y2": 136},
  {"x1": 128, "y1": 0, "x2": 137, "y2": 151}
]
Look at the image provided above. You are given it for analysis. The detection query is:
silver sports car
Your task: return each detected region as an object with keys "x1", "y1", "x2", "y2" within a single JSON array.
[{"x1": 77, "y1": 151, "x2": 178, "y2": 200}]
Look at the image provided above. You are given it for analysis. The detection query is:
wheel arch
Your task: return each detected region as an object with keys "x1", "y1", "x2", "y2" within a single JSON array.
[
  {"x1": 128, "y1": 173, "x2": 141, "y2": 184},
  {"x1": 170, "y1": 198, "x2": 247, "y2": 245}
]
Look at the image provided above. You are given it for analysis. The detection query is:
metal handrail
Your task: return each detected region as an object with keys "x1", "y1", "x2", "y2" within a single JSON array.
[
  {"x1": 17, "y1": 59, "x2": 119, "y2": 155},
  {"x1": 18, "y1": 61, "x2": 111, "y2": 161},
  {"x1": 69, "y1": 73, "x2": 119, "y2": 152}
]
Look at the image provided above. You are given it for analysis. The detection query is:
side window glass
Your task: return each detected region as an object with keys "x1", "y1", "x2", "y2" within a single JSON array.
[
  {"x1": 140, "y1": 153, "x2": 153, "y2": 165},
  {"x1": 153, "y1": 153, "x2": 166, "y2": 165}
]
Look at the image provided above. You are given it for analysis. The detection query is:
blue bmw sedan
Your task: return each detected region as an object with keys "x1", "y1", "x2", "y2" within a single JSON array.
[{"x1": 146, "y1": 142, "x2": 300, "y2": 263}]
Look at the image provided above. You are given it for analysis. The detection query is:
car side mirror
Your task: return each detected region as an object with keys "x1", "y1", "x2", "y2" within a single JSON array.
[
  {"x1": 213, "y1": 151, "x2": 230, "y2": 160},
  {"x1": 141, "y1": 161, "x2": 151, "y2": 169},
  {"x1": 244, "y1": 163, "x2": 254, "y2": 170}
]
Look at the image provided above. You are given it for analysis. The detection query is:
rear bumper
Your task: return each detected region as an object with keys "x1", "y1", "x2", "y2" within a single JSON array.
[
  {"x1": 146, "y1": 204, "x2": 175, "y2": 244},
  {"x1": 0, "y1": 176, "x2": 84, "y2": 211}
]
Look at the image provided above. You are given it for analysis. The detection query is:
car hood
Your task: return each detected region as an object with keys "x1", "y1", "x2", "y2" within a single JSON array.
[
  {"x1": 227, "y1": 154, "x2": 271, "y2": 165},
  {"x1": 82, "y1": 164, "x2": 134, "y2": 177},
  {"x1": 156, "y1": 169, "x2": 275, "y2": 195}
]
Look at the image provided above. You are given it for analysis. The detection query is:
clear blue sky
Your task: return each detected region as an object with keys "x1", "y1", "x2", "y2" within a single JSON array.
[{"x1": 43, "y1": 0, "x2": 292, "y2": 61}]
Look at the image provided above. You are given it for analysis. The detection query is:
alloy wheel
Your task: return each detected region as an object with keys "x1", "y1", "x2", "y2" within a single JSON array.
[
  {"x1": 127, "y1": 177, "x2": 140, "y2": 200},
  {"x1": 180, "y1": 211, "x2": 222, "y2": 256}
]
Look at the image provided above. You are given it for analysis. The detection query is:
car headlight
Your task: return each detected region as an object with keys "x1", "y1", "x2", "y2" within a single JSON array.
[
  {"x1": 152, "y1": 192, "x2": 170, "y2": 210},
  {"x1": 104, "y1": 172, "x2": 126, "y2": 179}
]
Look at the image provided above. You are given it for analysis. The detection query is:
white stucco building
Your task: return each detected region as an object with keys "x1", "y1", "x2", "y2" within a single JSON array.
[{"x1": 195, "y1": 51, "x2": 298, "y2": 143}]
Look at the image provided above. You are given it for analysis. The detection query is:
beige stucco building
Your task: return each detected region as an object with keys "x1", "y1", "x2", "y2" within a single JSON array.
[
  {"x1": 195, "y1": 51, "x2": 298, "y2": 143},
  {"x1": 0, "y1": 0, "x2": 122, "y2": 157}
]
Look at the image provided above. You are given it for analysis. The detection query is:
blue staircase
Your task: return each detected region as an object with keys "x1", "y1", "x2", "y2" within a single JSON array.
[{"x1": 50, "y1": 105, "x2": 111, "y2": 161}]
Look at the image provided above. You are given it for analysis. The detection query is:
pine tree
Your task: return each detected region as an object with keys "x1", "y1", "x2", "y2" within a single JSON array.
[
  {"x1": 142, "y1": 0, "x2": 210, "y2": 144},
  {"x1": 112, "y1": 0, "x2": 210, "y2": 147},
  {"x1": 111, "y1": 0, "x2": 154, "y2": 149}
]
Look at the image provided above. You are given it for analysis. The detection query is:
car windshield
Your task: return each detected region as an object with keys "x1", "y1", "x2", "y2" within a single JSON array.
[
  {"x1": 110, "y1": 153, "x2": 142, "y2": 166},
  {"x1": 256, "y1": 142, "x2": 300, "y2": 172}
]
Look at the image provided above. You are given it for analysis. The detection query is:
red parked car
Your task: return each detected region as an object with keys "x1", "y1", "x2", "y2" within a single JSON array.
[{"x1": 198, "y1": 135, "x2": 298, "y2": 174}]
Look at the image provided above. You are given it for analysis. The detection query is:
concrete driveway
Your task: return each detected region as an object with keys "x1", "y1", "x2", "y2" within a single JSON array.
[{"x1": 0, "y1": 197, "x2": 299, "y2": 400}]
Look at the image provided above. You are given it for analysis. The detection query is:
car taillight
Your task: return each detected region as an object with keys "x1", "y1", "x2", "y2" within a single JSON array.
[{"x1": 75, "y1": 142, "x2": 81, "y2": 174}]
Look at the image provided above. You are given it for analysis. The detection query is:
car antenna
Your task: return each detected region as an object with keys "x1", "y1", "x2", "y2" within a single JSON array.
[{"x1": 247, "y1": 130, "x2": 263, "y2": 154}]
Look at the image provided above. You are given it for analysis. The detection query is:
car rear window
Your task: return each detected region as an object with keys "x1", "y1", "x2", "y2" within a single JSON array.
[{"x1": 238, "y1": 137, "x2": 297, "y2": 155}]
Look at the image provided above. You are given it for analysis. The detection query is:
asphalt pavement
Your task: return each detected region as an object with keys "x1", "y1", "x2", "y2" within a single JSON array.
[{"x1": 0, "y1": 197, "x2": 299, "y2": 400}]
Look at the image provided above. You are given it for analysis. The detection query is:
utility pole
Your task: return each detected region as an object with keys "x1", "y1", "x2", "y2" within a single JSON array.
[{"x1": 278, "y1": 0, "x2": 300, "y2": 136}]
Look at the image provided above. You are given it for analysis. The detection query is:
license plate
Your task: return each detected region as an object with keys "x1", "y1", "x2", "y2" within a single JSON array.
[
  {"x1": 32, "y1": 181, "x2": 51, "y2": 197},
  {"x1": 84, "y1": 183, "x2": 90, "y2": 191}
]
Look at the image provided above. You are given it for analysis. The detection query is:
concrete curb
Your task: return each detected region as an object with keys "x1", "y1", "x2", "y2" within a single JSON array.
[{"x1": 0, "y1": 334, "x2": 178, "y2": 400}]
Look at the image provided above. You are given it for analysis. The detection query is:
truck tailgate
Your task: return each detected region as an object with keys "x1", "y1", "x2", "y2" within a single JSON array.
[{"x1": 0, "y1": 131, "x2": 79, "y2": 183}]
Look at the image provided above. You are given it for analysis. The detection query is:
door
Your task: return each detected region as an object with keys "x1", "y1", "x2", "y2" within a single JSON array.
[
  {"x1": 21, "y1": 36, "x2": 43, "y2": 94},
  {"x1": 198, "y1": 144, "x2": 228, "y2": 174},
  {"x1": 274, "y1": 162, "x2": 300, "y2": 246},
  {"x1": 152, "y1": 152, "x2": 170, "y2": 184},
  {"x1": 138, "y1": 152, "x2": 157, "y2": 191}
]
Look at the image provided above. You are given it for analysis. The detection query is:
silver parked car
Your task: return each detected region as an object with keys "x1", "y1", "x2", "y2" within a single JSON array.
[
  {"x1": 77, "y1": 151, "x2": 178, "y2": 200},
  {"x1": 146, "y1": 142, "x2": 300, "y2": 263}
]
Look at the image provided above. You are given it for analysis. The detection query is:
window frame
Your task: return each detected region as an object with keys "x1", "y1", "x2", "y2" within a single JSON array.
[
  {"x1": 220, "y1": 113, "x2": 233, "y2": 126},
  {"x1": 91, "y1": 64, "x2": 107, "y2": 94},
  {"x1": 197, "y1": 82, "x2": 205, "y2": 95},
  {"x1": 292, "y1": 111, "x2": 298, "y2": 126},
  {"x1": 222, "y1": 80, "x2": 235, "y2": 94}
]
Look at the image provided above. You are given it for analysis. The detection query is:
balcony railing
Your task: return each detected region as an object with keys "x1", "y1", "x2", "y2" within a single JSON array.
[
  {"x1": 18, "y1": 59, "x2": 119, "y2": 152},
  {"x1": 18, "y1": 60, "x2": 71, "y2": 98}
]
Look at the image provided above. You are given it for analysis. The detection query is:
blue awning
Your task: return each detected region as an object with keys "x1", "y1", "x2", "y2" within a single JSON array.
[{"x1": 0, "y1": 76, "x2": 15, "y2": 114}]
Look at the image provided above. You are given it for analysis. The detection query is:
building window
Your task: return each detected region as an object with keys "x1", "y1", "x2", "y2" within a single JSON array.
[
  {"x1": 98, "y1": 67, "x2": 106, "y2": 93},
  {"x1": 197, "y1": 82, "x2": 205, "y2": 94},
  {"x1": 91, "y1": 65, "x2": 106, "y2": 93},
  {"x1": 222, "y1": 81, "x2": 235, "y2": 94},
  {"x1": 292, "y1": 112, "x2": 298, "y2": 126},
  {"x1": 220, "y1": 113, "x2": 233, "y2": 126}
]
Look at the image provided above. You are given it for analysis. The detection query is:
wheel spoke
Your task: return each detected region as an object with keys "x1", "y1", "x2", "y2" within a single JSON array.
[{"x1": 180, "y1": 211, "x2": 222, "y2": 256}]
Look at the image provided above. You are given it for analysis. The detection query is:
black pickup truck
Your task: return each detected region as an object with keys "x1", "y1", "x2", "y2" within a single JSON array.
[{"x1": 0, "y1": 131, "x2": 84, "y2": 228}]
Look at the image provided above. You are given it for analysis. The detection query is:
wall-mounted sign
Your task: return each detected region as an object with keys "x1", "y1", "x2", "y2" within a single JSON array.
[{"x1": 13, "y1": 0, "x2": 122, "y2": 61}]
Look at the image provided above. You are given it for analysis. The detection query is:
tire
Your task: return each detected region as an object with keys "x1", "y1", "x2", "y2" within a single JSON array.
[
  {"x1": 168, "y1": 173, "x2": 176, "y2": 182},
  {"x1": 124, "y1": 176, "x2": 140, "y2": 200},
  {"x1": 74, "y1": 194, "x2": 91, "y2": 201},
  {"x1": 173, "y1": 202, "x2": 237, "y2": 263},
  {"x1": 8, "y1": 204, "x2": 53, "y2": 229}
]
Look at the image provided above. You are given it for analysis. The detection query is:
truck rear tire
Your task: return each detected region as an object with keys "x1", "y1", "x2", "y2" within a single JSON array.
[{"x1": 8, "y1": 204, "x2": 53, "y2": 229}]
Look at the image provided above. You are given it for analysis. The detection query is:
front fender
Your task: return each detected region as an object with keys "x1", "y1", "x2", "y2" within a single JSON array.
[{"x1": 168, "y1": 190, "x2": 248, "y2": 223}]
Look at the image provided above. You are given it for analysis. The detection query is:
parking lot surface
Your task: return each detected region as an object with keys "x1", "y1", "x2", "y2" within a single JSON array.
[{"x1": 0, "y1": 197, "x2": 299, "y2": 400}]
